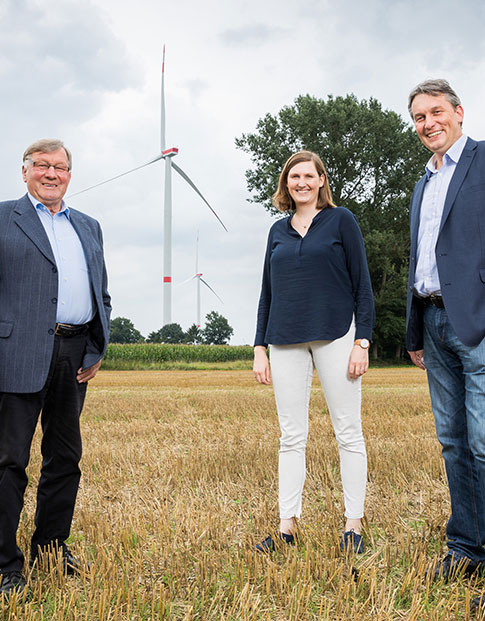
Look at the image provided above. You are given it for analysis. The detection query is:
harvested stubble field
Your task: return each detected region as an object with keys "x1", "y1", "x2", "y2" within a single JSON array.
[{"x1": 3, "y1": 368, "x2": 484, "y2": 620}]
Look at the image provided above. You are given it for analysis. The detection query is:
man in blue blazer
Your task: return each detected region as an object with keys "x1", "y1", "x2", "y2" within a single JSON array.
[
  {"x1": 406, "y1": 80, "x2": 484, "y2": 611},
  {"x1": 0, "y1": 139, "x2": 111, "y2": 597}
]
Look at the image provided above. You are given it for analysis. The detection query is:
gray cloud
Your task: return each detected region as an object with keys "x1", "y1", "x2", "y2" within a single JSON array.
[
  {"x1": 219, "y1": 23, "x2": 288, "y2": 46},
  {"x1": 0, "y1": 0, "x2": 139, "y2": 139}
]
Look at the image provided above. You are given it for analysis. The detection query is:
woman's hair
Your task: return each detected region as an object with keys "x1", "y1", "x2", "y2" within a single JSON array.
[{"x1": 272, "y1": 150, "x2": 336, "y2": 212}]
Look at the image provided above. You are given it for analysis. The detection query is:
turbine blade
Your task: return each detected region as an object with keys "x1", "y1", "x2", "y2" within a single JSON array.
[
  {"x1": 68, "y1": 154, "x2": 164, "y2": 198},
  {"x1": 200, "y1": 277, "x2": 223, "y2": 303},
  {"x1": 161, "y1": 45, "x2": 166, "y2": 152},
  {"x1": 172, "y1": 162, "x2": 228, "y2": 232},
  {"x1": 176, "y1": 274, "x2": 197, "y2": 287}
]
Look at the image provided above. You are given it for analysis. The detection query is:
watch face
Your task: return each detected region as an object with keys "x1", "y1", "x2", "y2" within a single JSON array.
[{"x1": 360, "y1": 339, "x2": 370, "y2": 349}]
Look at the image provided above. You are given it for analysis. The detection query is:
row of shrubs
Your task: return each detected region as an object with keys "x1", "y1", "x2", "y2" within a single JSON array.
[{"x1": 105, "y1": 343, "x2": 254, "y2": 363}]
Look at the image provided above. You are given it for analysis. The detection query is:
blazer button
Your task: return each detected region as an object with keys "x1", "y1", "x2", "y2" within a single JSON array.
[
  {"x1": 52, "y1": 267, "x2": 57, "y2": 273},
  {"x1": 52, "y1": 298, "x2": 57, "y2": 304},
  {"x1": 48, "y1": 328, "x2": 54, "y2": 335}
]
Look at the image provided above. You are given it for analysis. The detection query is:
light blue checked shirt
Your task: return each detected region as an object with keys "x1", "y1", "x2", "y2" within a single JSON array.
[
  {"x1": 29, "y1": 194, "x2": 94, "y2": 324},
  {"x1": 414, "y1": 134, "x2": 467, "y2": 296}
]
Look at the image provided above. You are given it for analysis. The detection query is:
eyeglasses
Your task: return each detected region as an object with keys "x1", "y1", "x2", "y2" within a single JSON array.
[{"x1": 26, "y1": 159, "x2": 70, "y2": 174}]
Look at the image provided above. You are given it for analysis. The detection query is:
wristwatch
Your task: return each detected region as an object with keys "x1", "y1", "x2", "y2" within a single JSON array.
[{"x1": 354, "y1": 339, "x2": 370, "y2": 350}]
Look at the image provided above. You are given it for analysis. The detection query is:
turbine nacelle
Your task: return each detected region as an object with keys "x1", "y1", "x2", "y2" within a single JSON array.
[{"x1": 162, "y1": 147, "x2": 179, "y2": 158}]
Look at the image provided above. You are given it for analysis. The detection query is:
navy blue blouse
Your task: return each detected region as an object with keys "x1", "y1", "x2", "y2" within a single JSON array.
[{"x1": 254, "y1": 207, "x2": 375, "y2": 347}]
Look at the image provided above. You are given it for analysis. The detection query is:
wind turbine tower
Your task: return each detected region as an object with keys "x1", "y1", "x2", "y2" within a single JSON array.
[
  {"x1": 160, "y1": 46, "x2": 227, "y2": 325},
  {"x1": 178, "y1": 231, "x2": 223, "y2": 327},
  {"x1": 160, "y1": 46, "x2": 178, "y2": 325},
  {"x1": 68, "y1": 46, "x2": 227, "y2": 327}
]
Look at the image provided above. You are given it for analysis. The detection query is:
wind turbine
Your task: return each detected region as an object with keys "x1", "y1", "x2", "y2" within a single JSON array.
[
  {"x1": 69, "y1": 46, "x2": 227, "y2": 326},
  {"x1": 178, "y1": 231, "x2": 223, "y2": 327}
]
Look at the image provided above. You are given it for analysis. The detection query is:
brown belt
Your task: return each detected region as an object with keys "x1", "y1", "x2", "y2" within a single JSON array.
[
  {"x1": 55, "y1": 323, "x2": 89, "y2": 337},
  {"x1": 417, "y1": 294, "x2": 445, "y2": 309}
]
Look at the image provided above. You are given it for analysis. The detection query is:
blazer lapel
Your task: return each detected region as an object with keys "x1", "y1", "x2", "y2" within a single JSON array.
[
  {"x1": 69, "y1": 211, "x2": 99, "y2": 276},
  {"x1": 410, "y1": 175, "x2": 427, "y2": 258},
  {"x1": 440, "y1": 137, "x2": 477, "y2": 233},
  {"x1": 13, "y1": 195, "x2": 56, "y2": 265}
]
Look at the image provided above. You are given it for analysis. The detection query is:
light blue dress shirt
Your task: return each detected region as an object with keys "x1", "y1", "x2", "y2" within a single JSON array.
[
  {"x1": 414, "y1": 134, "x2": 468, "y2": 296},
  {"x1": 28, "y1": 194, "x2": 94, "y2": 324}
]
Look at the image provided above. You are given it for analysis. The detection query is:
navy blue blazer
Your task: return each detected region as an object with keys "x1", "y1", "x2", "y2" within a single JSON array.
[
  {"x1": 406, "y1": 137, "x2": 485, "y2": 350},
  {"x1": 0, "y1": 194, "x2": 111, "y2": 393}
]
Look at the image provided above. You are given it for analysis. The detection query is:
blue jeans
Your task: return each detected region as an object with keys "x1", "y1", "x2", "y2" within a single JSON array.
[{"x1": 423, "y1": 305, "x2": 485, "y2": 563}]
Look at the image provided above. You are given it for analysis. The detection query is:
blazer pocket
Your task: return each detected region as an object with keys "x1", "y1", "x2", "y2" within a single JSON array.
[
  {"x1": 480, "y1": 269, "x2": 485, "y2": 283},
  {"x1": 0, "y1": 320, "x2": 13, "y2": 338}
]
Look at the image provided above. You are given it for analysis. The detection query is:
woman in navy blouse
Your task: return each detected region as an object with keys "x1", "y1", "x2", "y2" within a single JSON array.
[{"x1": 253, "y1": 150, "x2": 374, "y2": 553}]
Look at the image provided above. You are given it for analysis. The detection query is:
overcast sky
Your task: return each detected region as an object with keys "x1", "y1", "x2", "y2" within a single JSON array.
[{"x1": 2, "y1": 0, "x2": 485, "y2": 344}]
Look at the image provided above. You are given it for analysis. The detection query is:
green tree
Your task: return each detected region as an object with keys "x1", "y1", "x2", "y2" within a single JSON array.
[
  {"x1": 184, "y1": 323, "x2": 202, "y2": 344},
  {"x1": 202, "y1": 311, "x2": 234, "y2": 345},
  {"x1": 146, "y1": 330, "x2": 162, "y2": 343},
  {"x1": 235, "y1": 94, "x2": 429, "y2": 358},
  {"x1": 147, "y1": 323, "x2": 185, "y2": 344},
  {"x1": 110, "y1": 317, "x2": 144, "y2": 344}
]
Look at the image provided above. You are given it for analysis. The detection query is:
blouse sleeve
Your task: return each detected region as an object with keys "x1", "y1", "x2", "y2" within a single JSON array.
[
  {"x1": 254, "y1": 229, "x2": 273, "y2": 347},
  {"x1": 339, "y1": 209, "x2": 375, "y2": 340}
]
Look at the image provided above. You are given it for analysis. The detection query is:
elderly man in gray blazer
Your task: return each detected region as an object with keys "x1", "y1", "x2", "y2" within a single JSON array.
[{"x1": 0, "y1": 139, "x2": 111, "y2": 597}]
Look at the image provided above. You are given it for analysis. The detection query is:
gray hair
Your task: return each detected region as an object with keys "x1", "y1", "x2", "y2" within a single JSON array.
[
  {"x1": 408, "y1": 79, "x2": 461, "y2": 119},
  {"x1": 23, "y1": 138, "x2": 72, "y2": 170}
]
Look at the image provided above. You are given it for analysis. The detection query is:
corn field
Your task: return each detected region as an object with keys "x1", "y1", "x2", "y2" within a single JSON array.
[{"x1": 103, "y1": 344, "x2": 254, "y2": 369}]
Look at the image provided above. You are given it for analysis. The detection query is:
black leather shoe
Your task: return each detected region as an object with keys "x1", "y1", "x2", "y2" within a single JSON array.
[
  {"x1": 61, "y1": 544, "x2": 84, "y2": 575},
  {"x1": 255, "y1": 532, "x2": 295, "y2": 553},
  {"x1": 0, "y1": 571, "x2": 26, "y2": 597},
  {"x1": 30, "y1": 543, "x2": 85, "y2": 575},
  {"x1": 472, "y1": 593, "x2": 484, "y2": 612},
  {"x1": 425, "y1": 553, "x2": 481, "y2": 583}
]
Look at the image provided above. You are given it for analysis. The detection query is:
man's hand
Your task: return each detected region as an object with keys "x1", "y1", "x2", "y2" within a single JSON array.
[
  {"x1": 408, "y1": 349, "x2": 426, "y2": 370},
  {"x1": 77, "y1": 359, "x2": 102, "y2": 383},
  {"x1": 348, "y1": 345, "x2": 369, "y2": 379},
  {"x1": 253, "y1": 346, "x2": 271, "y2": 385}
]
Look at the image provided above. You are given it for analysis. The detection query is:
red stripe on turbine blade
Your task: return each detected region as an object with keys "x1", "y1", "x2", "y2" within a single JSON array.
[{"x1": 163, "y1": 277, "x2": 172, "y2": 283}]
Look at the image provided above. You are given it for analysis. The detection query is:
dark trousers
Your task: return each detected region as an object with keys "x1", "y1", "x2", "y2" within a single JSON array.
[{"x1": 0, "y1": 333, "x2": 88, "y2": 573}]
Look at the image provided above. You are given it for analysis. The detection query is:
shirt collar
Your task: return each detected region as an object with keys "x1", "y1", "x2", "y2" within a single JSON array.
[
  {"x1": 425, "y1": 134, "x2": 468, "y2": 178},
  {"x1": 28, "y1": 193, "x2": 70, "y2": 218}
]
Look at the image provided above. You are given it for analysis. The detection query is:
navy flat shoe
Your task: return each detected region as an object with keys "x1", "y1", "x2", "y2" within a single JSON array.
[
  {"x1": 255, "y1": 532, "x2": 295, "y2": 553},
  {"x1": 340, "y1": 530, "x2": 364, "y2": 554}
]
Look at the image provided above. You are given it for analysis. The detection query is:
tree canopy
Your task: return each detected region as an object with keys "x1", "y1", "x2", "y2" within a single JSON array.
[
  {"x1": 202, "y1": 311, "x2": 234, "y2": 345},
  {"x1": 147, "y1": 323, "x2": 185, "y2": 344},
  {"x1": 184, "y1": 323, "x2": 203, "y2": 344},
  {"x1": 236, "y1": 94, "x2": 429, "y2": 358},
  {"x1": 110, "y1": 317, "x2": 144, "y2": 344}
]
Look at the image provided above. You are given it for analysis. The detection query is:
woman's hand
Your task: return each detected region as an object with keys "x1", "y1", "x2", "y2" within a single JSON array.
[
  {"x1": 348, "y1": 345, "x2": 369, "y2": 379},
  {"x1": 253, "y1": 346, "x2": 271, "y2": 384}
]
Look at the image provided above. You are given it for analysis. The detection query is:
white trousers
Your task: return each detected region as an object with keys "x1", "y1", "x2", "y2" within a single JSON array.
[{"x1": 270, "y1": 326, "x2": 367, "y2": 520}]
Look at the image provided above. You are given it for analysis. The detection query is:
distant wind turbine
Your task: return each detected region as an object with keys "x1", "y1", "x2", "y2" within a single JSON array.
[
  {"x1": 178, "y1": 231, "x2": 223, "y2": 327},
  {"x1": 69, "y1": 46, "x2": 228, "y2": 326}
]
